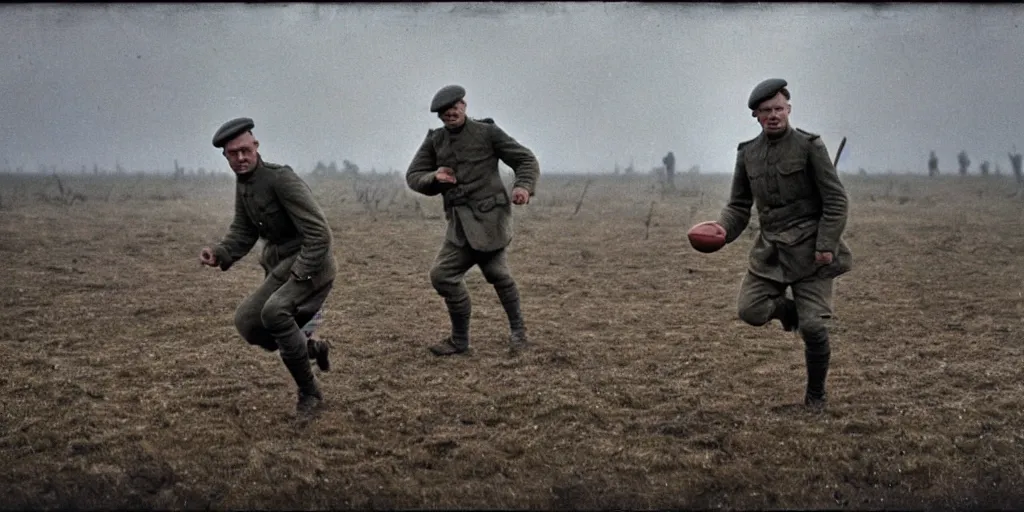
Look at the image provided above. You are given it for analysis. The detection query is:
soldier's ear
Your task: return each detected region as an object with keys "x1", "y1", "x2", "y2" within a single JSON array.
[
  {"x1": 253, "y1": 139, "x2": 260, "y2": 149},
  {"x1": 751, "y1": 110, "x2": 757, "y2": 118}
]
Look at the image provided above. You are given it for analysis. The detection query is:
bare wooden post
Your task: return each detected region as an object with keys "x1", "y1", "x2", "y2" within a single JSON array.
[
  {"x1": 53, "y1": 173, "x2": 65, "y2": 197},
  {"x1": 644, "y1": 201, "x2": 656, "y2": 240},
  {"x1": 571, "y1": 179, "x2": 592, "y2": 217}
]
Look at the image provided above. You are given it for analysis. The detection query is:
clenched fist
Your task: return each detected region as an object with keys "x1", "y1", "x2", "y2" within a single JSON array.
[
  {"x1": 199, "y1": 247, "x2": 218, "y2": 267},
  {"x1": 511, "y1": 187, "x2": 530, "y2": 205},
  {"x1": 435, "y1": 166, "x2": 457, "y2": 184}
]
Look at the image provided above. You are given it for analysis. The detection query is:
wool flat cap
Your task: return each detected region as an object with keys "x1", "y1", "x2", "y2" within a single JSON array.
[
  {"x1": 747, "y1": 78, "x2": 788, "y2": 110},
  {"x1": 430, "y1": 85, "x2": 466, "y2": 113},
  {"x1": 212, "y1": 117, "x2": 255, "y2": 148}
]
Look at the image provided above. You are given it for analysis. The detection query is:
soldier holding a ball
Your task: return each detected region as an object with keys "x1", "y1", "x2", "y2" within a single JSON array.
[{"x1": 695, "y1": 78, "x2": 853, "y2": 410}]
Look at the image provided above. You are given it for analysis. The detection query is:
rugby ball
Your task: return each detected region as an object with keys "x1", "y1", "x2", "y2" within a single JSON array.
[{"x1": 687, "y1": 221, "x2": 727, "y2": 253}]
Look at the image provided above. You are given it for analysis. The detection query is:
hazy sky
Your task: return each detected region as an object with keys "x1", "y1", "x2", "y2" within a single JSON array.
[{"x1": 1, "y1": 2, "x2": 1022, "y2": 174}]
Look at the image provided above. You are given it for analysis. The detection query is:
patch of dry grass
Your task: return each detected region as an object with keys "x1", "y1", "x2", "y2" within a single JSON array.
[{"x1": 1, "y1": 172, "x2": 1023, "y2": 510}]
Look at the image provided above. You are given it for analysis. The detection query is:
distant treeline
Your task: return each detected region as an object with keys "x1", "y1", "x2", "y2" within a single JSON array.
[{"x1": 0, "y1": 159, "x2": 393, "y2": 178}]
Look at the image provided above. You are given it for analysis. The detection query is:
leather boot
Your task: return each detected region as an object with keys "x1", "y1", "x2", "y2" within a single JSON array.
[
  {"x1": 495, "y1": 281, "x2": 528, "y2": 353},
  {"x1": 804, "y1": 334, "x2": 831, "y2": 411},
  {"x1": 283, "y1": 354, "x2": 323, "y2": 416},
  {"x1": 428, "y1": 335, "x2": 470, "y2": 356},
  {"x1": 279, "y1": 330, "x2": 323, "y2": 416},
  {"x1": 429, "y1": 295, "x2": 471, "y2": 356},
  {"x1": 509, "y1": 328, "x2": 529, "y2": 354},
  {"x1": 307, "y1": 336, "x2": 331, "y2": 372}
]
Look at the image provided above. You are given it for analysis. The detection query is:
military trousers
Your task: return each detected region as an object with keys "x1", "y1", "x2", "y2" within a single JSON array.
[
  {"x1": 736, "y1": 271, "x2": 834, "y2": 341},
  {"x1": 429, "y1": 240, "x2": 515, "y2": 296},
  {"x1": 234, "y1": 271, "x2": 334, "y2": 358},
  {"x1": 428, "y1": 239, "x2": 524, "y2": 338}
]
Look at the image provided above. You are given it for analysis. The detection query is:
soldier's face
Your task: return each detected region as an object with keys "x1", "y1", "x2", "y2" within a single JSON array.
[
  {"x1": 222, "y1": 132, "x2": 259, "y2": 174},
  {"x1": 439, "y1": 100, "x2": 467, "y2": 128},
  {"x1": 754, "y1": 93, "x2": 791, "y2": 135}
]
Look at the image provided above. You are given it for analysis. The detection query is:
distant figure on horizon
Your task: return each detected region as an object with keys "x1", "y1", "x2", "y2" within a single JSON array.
[
  {"x1": 1009, "y1": 148, "x2": 1022, "y2": 186},
  {"x1": 662, "y1": 151, "x2": 676, "y2": 189},
  {"x1": 928, "y1": 150, "x2": 938, "y2": 177},
  {"x1": 957, "y1": 150, "x2": 970, "y2": 176}
]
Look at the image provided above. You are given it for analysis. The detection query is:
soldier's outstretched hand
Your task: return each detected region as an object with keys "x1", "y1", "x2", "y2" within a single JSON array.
[
  {"x1": 511, "y1": 187, "x2": 530, "y2": 205},
  {"x1": 199, "y1": 247, "x2": 218, "y2": 267},
  {"x1": 435, "y1": 166, "x2": 457, "y2": 184}
]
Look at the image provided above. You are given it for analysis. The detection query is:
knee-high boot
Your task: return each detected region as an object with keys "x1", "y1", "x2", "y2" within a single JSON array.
[
  {"x1": 429, "y1": 294, "x2": 471, "y2": 356},
  {"x1": 278, "y1": 329, "x2": 323, "y2": 414},
  {"x1": 494, "y1": 280, "x2": 528, "y2": 350},
  {"x1": 803, "y1": 332, "x2": 831, "y2": 407}
]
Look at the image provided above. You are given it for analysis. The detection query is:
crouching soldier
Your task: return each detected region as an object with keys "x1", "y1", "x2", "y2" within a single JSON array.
[{"x1": 199, "y1": 117, "x2": 337, "y2": 417}]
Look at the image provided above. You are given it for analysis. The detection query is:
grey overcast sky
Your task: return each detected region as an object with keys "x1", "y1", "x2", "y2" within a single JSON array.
[{"x1": 1, "y1": 2, "x2": 1022, "y2": 174}]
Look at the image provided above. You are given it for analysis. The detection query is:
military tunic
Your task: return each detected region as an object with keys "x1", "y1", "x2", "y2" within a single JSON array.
[
  {"x1": 405, "y1": 117, "x2": 540, "y2": 352},
  {"x1": 719, "y1": 126, "x2": 852, "y2": 283},
  {"x1": 212, "y1": 158, "x2": 337, "y2": 351},
  {"x1": 717, "y1": 126, "x2": 852, "y2": 338},
  {"x1": 406, "y1": 117, "x2": 539, "y2": 253}
]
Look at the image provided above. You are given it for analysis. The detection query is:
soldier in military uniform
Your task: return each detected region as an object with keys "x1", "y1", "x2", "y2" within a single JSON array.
[
  {"x1": 1009, "y1": 149, "x2": 1023, "y2": 185},
  {"x1": 928, "y1": 150, "x2": 939, "y2": 177},
  {"x1": 663, "y1": 151, "x2": 676, "y2": 189},
  {"x1": 957, "y1": 150, "x2": 971, "y2": 175},
  {"x1": 704, "y1": 79, "x2": 853, "y2": 410},
  {"x1": 406, "y1": 85, "x2": 540, "y2": 356},
  {"x1": 199, "y1": 117, "x2": 337, "y2": 416}
]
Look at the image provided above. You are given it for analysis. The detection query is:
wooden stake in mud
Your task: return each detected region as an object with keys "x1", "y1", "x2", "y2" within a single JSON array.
[
  {"x1": 571, "y1": 179, "x2": 592, "y2": 217},
  {"x1": 644, "y1": 201, "x2": 656, "y2": 240}
]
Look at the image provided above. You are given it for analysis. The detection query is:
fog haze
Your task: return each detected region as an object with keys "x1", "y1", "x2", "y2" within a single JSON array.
[{"x1": 1, "y1": 2, "x2": 1022, "y2": 174}]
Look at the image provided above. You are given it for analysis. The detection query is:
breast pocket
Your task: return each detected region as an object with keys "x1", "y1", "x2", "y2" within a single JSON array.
[
  {"x1": 457, "y1": 145, "x2": 494, "y2": 166},
  {"x1": 744, "y1": 154, "x2": 769, "y2": 200},
  {"x1": 258, "y1": 202, "x2": 290, "y2": 238},
  {"x1": 777, "y1": 158, "x2": 811, "y2": 203},
  {"x1": 260, "y1": 201, "x2": 281, "y2": 219},
  {"x1": 435, "y1": 144, "x2": 458, "y2": 170}
]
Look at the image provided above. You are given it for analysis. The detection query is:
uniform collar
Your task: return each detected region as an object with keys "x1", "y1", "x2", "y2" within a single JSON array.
[{"x1": 762, "y1": 125, "x2": 793, "y2": 144}]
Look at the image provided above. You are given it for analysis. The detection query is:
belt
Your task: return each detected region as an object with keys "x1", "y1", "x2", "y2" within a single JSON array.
[
  {"x1": 269, "y1": 237, "x2": 303, "y2": 258},
  {"x1": 759, "y1": 198, "x2": 821, "y2": 231}
]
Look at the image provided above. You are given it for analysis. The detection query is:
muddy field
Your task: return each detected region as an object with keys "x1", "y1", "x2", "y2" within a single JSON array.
[{"x1": 1, "y1": 170, "x2": 1023, "y2": 510}]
